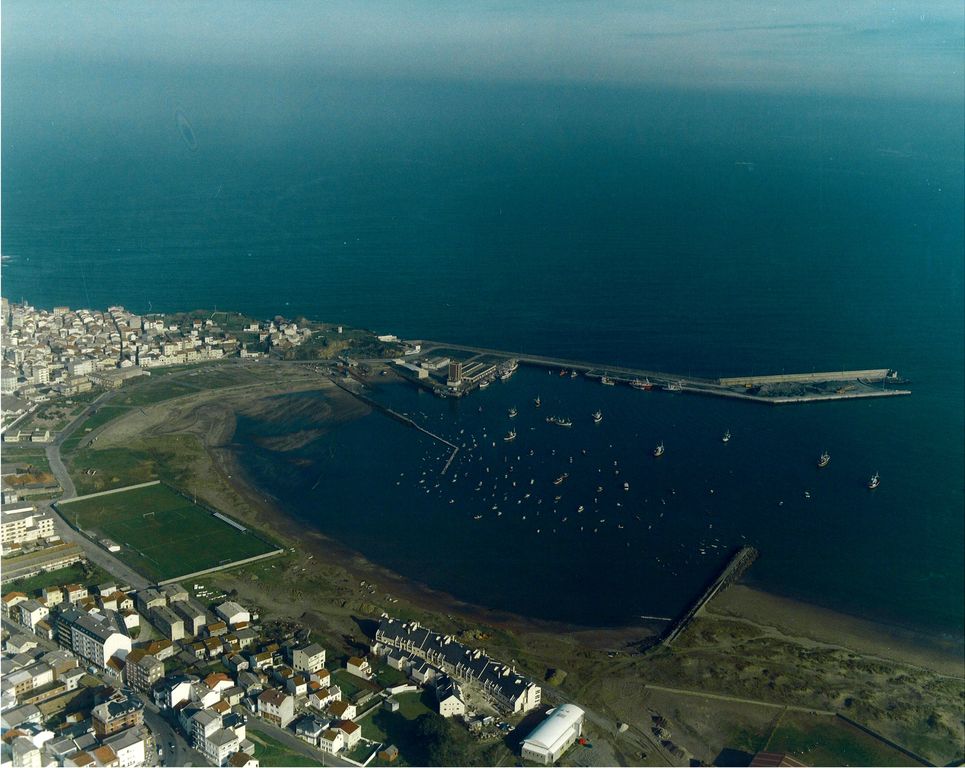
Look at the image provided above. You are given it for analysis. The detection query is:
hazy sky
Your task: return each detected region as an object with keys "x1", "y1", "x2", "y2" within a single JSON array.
[{"x1": 3, "y1": 1, "x2": 962, "y2": 101}]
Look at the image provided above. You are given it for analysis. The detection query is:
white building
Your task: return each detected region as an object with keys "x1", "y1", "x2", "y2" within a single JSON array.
[
  {"x1": 215, "y1": 601, "x2": 250, "y2": 627},
  {"x1": 56, "y1": 609, "x2": 131, "y2": 669},
  {"x1": 520, "y1": 704, "x2": 585, "y2": 765},
  {"x1": 102, "y1": 728, "x2": 148, "y2": 768},
  {"x1": 0, "y1": 507, "x2": 55, "y2": 546},
  {"x1": 292, "y1": 643, "x2": 326, "y2": 674}
]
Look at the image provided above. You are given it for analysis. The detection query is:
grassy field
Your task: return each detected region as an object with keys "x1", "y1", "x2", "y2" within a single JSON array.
[
  {"x1": 246, "y1": 730, "x2": 318, "y2": 767},
  {"x1": 59, "y1": 483, "x2": 277, "y2": 581},
  {"x1": 60, "y1": 405, "x2": 132, "y2": 455},
  {"x1": 765, "y1": 712, "x2": 918, "y2": 767},
  {"x1": 113, "y1": 380, "x2": 197, "y2": 406},
  {"x1": 362, "y1": 691, "x2": 435, "y2": 765},
  {"x1": 3, "y1": 561, "x2": 113, "y2": 596},
  {"x1": 333, "y1": 668, "x2": 379, "y2": 701},
  {"x1": 1, "y1": 447, "x2": 52, "y2": 473}
]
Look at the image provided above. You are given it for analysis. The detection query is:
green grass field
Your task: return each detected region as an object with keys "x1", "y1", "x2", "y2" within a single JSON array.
[
  {"x1": 3, "y1": 562, "x2": 113, "y2": 596},
  {"x1": 246, "y1": 730, "x2": 319, "y2": 767},
  {"x1": 59, "y1": 483, "x2": 276, "y2": 581},
  {"x1": 766, "y1": 712, "x2": 913, "y2": 767}
]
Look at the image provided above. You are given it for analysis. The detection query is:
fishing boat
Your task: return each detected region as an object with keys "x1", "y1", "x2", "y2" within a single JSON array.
[
  {"x1": 570, "y1": 370, "x2": 578, "y2": 378},
  {"x1": 553, "y1": 473, "x2": 569, "y2": 485},
  {"x1": 868, "y1": 472, "x2": 880, "y2": 490},
  {"x1": 534, "y1": 395, "x2": 541, "y2": 407},
  {"x1": 630, "y1": 377, "x2": 654, "y2": 390},
  {"x1": 479, "y1": 379, "x2": 491, "y2": 389},
  {"x1": 663, "y1": 382, "x2": 681, "y2": 392},
  {"x1": 600, "y1": 375, "x2": 615, "y2": 386},
  {"x1": 653, "y1": 442, "x2": 665, "y2": 458},
  {"x1": 508, "y1": 407, "x2": 517, "y2": 418},
  {"x1": 473, "y1": 515, "x2": 483, "y2": 520},
  {"x1": 817, "y1": 451, "x2": 830, "y2": 468},
  {"x1": 623, "y1": 482, "x2": 630, "y2": 491},
  {"x1": 503, "y1": 430, "x2": 517, "y2": 442},
  {"x1": 592, "y1": 410, "x2": 603, "y2": 423},
  {"x1": 722, "y1": 430, "x2": 731, "y2": 443}
]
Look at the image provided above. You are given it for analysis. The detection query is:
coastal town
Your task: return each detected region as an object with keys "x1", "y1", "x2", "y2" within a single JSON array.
[
  {"x1": 0, "y1": 299, "x2": 598, "y2": 768},
  {"x1": 0, "y1": 298, "x2": 960, "y2": 768}
]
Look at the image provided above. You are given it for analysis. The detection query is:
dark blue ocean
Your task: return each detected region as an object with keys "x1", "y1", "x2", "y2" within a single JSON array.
[{"x1": 3, "y1": 66, "x2": 962, "y2": 634}]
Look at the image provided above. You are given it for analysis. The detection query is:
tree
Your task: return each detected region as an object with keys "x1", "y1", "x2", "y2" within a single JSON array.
[{"x1": 414, "y1": 713, "x2": 472, "y2": 766}]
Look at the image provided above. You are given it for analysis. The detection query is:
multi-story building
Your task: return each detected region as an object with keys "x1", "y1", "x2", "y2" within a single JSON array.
[
  {"x1": 123, "y1": 649, "x2": 164, "y2": 691},
  {"x1": 56, "y1": 608, "x2": 131, "y2": 669},
  {"x1": 91, "y1": 687, "x2": 144, "y2": 738},
  {"x1": 375, "y1": 616, "x2": 541, "y2": 714},
  {"x1": 151, "y1": 605, "x2": 185, "y2": 641},
  {"x1": 0, "y1": 507, "x2": 55, "y2": 547},
  {"x1": 257, "y1": 689, "x2": 294, "y2": 728},
  {"x1": 291, "y1": 643, "x2": 326, "y2": 674}
]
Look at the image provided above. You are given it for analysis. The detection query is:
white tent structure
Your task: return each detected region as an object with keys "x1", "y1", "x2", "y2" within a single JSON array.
[{"x1": 520, "y1": 704, "x2": 585, "y2": 765}]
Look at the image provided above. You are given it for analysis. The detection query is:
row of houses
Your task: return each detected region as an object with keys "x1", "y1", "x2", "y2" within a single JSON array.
[{"x1": 373, "y1": 616, "x2": 541, "y2": 714}]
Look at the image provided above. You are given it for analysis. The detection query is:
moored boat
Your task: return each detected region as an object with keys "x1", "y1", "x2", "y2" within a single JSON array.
[
  {"x1": 534, "y1": 395, "x2": 541, "y2": 407},
  {"x1": 722, "y1": 430, "x2": 731, "y2": 443},
  {"x1": 868, "y1": 472, "x2": 880, "y2": 490},
  {"x1": 600, "y1": 375, "x2": 615, "y2": 386},
  {"x1": 508, "y1": 407, "x2": 517, "y2": 418},
  {"x1": 653, "y1": 442, "x2": 665, "y2": 457},
  {"x1": 592, "y1": 410, "x2": 603, "y2": 423},
  {"x1": 817, "y1": 451, "x2": 830, "y2": 468},
  {"x1": 504, "y1": 429, "x2": 516, "y2": 442},
  {"x1": 630, "y1": 378, "x2": 654, "y2": 390}
]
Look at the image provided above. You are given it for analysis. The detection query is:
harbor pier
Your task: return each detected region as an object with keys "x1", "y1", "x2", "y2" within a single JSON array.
[
  {"x1": 402, "y1": 341, "x2": 911, "y2": 405},
  {"x1": 662, "y1": 545, "x2": 759, "y2": 647}
]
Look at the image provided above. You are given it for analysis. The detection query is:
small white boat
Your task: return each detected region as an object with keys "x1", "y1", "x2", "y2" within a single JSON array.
[
  {"x1": 868, "y1": 472, "x2": 880, "y2": 490},
  {"x1": 722, "y1": 430, "x2": 731, "y2": 443},
  {"x1": 508, "y1": 407, "x2": 517, "y2": 418},
  {"x1": 600, "y1": 375, "x2": 615, "y2": 386},
  {"x1": 653, "y1": 442, "x2": 665, "y2": 458},
  {"x1": 818, "y1": 451, "x2": 830, "y2": 468},
  {"x1": 592, "y1": 410, "x2": 603, "y2": 423},
  {"x1": 504, "y1": 430, "x2": 516, "y2": 442},
  {"x1": 534, "y1": 395, "x2": 541, "y2": 407}
]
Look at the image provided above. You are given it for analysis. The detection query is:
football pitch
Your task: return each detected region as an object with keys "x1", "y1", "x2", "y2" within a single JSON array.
[{"x1": 59, "y1": 482, "x2": 277, "y2": 581}]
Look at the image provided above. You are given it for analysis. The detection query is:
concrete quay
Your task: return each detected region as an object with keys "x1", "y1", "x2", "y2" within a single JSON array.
[{"x1": 410, "y1": 340, "x2": 911, "y2": 405}]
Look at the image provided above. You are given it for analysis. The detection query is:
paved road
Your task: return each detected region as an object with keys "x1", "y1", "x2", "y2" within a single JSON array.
[
  {"x1": 139, "y1": 694, "x2": 209, "y2": 767},
  {"x1": 643, "y1": 684, "x2": 835, "y2": 715}
]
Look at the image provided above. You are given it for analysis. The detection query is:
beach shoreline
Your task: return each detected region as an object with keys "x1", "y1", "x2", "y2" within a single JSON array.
[
  {"x1": 95, "y1": 369, "x2": 964, "y2": 676},
  {"x1": 212, "y1": 380, "x2": 963, "y2": 675}
]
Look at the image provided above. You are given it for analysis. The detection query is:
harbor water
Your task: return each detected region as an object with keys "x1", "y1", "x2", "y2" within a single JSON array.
[{"x1": 3, "y1": 72, "x2": 962, "y2": 636}]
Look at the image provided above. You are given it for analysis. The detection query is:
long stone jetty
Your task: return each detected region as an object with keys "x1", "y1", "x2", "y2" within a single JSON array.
[{"x1": 410, "y1": 341, "x2": 911, "y2": 405}]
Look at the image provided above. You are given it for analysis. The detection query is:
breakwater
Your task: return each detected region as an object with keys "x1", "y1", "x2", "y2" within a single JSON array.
[
  {"x1": 409, "y1": 341, "x2": 910, "y2": 404},
  {"x1": 662, "y1": 545, "x2": 759, "y2": 647},
  {"x1": 329, "y1": 375, "x2": 460, "y2": 473}
]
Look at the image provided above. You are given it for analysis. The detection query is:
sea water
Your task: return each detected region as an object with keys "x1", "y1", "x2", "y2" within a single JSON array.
[{"x1": 3, "y1": 72, "x2": 962, "y2": 633}]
